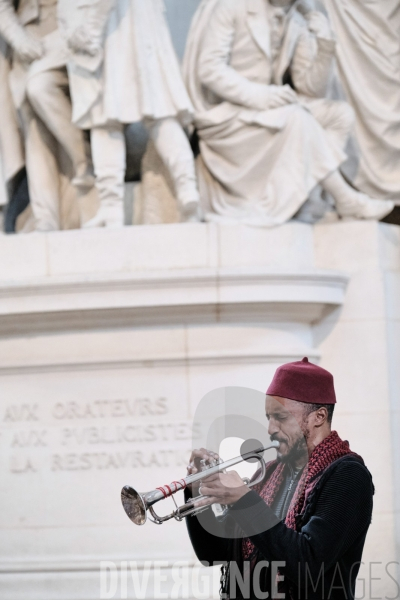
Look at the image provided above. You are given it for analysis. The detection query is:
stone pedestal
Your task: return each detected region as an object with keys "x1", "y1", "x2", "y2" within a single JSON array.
[{"x1": 0, "y1": 221, "x2": 398, "y2": 599}]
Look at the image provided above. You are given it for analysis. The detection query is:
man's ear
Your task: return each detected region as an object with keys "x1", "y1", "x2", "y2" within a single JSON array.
[{"x1": 315, "y1": 407, "x2": 329, "y2": 427}]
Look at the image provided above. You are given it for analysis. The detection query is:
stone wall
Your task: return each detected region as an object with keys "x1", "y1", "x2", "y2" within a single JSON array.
[{"x1": 0, "y1": 221, "x2": 398, "y2": 599}]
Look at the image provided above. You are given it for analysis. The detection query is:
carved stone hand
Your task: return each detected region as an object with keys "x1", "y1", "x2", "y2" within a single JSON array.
[
  {"x1": 14, "y1": 32, "x2": 43, "y2": 63},
  {"x1": 267, "y1": 84, "x2": 298, "y2": 109},
  {"x1": 68, "y1": 26, "x2": 101, "y2": 57}
]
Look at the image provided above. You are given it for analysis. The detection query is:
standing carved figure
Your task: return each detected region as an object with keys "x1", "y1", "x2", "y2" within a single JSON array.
[
  {"x1": 66, "y1": 0, "x2": 200, "y2": 228},
  {"x1": 183, "y1": 0, "x2": 394, "y2": 225},
  {"x1": 0, "y1": 33, "x2": 24, "y2": 214},
  {"x1": 322, "y1": 0, "x2": 400, "y2": 200},
  {"x1": 0, "y1": 0, "x2": 93, "y2": 231}
]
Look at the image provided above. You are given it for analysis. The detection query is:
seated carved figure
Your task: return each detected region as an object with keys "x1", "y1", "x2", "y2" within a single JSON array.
[{"x1": 183, "y1": 0, "x2": 394, "y2": 225}]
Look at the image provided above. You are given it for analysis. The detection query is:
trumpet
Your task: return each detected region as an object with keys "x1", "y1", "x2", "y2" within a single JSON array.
[{"x1": 121, "y1": 441, "x2": 279, "y2": 526}]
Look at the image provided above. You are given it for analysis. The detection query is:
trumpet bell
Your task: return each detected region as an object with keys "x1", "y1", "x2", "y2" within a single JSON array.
[{"x1": 121, "y1": 485, "x2": 147, "y2": 526}]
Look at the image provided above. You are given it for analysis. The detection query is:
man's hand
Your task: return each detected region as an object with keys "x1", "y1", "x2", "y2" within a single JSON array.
[
  {"x1": 307, "y1": 11, "x2": 334, "y2": 41},
  {"x1": 187, "y1": 448, "x2": 221, "y2": 495},
  {"x1": 267, "y1": 84, "x2": 298, "y2": 109},
  {"x1": 187, "y1": 448, "x2": 221, "y2": 476},
  {"x1": 68, "y1": 26, "x2": 101, "y2": 56},
  {"x1": 14, "y1": 33, "x2": 43, "y2": 63},
  {"x1": 196, "y1": 470, "x2": 250, "y2": 507}
]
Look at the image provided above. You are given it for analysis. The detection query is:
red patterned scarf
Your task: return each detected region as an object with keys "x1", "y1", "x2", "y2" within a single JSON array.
[{"x1": 242, "y1": 430, "x2": 360, "y2": 559}]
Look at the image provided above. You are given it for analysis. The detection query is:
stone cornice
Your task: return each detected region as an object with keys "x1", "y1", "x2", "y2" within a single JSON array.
[{"x1": 0, "y1": 268, "x2": 348, "y2": 336}]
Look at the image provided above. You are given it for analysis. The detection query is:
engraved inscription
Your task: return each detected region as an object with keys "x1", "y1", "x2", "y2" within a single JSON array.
[
  {"x1": 1, "y1": 397, "x2": 194, "y2": 475},
  {"x1": 3, "y1": 404, "x2": 39, "y2": 422},
  {"x1": 51, "y1": 449, "x2": 189, "y2": 471},
  {"x1": 11, "y1": 430, "x2": 48, "y2": 448},
  {"x1": 60, "y1": 422, "x2": 197, "y2": 446},
  {"x1": 10, "y1": 457, "x2": 38, "y2": 473},
  {"x1": 52, "y1": 398, "x2": 168, "y2": 420}
]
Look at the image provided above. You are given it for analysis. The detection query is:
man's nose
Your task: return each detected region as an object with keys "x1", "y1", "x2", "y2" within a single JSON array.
[{"x1": 268, "y1": 419, "x2": 279, "y2": 436}]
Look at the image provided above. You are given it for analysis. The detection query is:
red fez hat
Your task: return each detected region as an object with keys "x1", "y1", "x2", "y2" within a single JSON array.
[{"x1": 266, "y1": 357, "x2": 336, "y2": 404}]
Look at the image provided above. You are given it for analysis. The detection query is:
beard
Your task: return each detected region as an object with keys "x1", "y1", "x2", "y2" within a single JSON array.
[{"x1": 279, "y1": 429, "x2": 308, "y2": 464}]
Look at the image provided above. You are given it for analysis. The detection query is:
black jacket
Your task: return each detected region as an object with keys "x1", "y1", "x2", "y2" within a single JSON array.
[{"x1": 185, "y1": 456, "x2": 374, "y2": 600}]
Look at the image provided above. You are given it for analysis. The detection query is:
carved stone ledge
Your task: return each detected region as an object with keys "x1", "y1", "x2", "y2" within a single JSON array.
[{"x1": 0, "y1": 267, "x2": 348, "y2": 336}]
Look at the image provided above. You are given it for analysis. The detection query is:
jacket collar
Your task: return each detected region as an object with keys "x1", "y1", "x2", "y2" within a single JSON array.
[{"x1": 246, "y1": 0, "x2": 271, "y2": 58}]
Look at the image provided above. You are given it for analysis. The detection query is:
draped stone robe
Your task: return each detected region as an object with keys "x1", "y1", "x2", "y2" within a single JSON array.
[
  {"x1": 183, "y1": 0, "x2": 348, "y2": 226},
  {"x1": 65, "y1": 0, "x2": 194, "y2": 129}
]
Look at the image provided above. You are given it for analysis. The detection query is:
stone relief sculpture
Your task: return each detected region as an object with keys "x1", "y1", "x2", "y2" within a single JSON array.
[
  {"x1": 0, "y1": 34, "x2": 24, "y2": 218},
  {"x1": 322, "y1": 0, "x2": 400, "y2": 201},
  {"x1": 65, "y1": 0, "x2": 200, "y2": 228},
  {"x1": 0, "y1": 0, "x2": 93, "y2": 232},
  {"x1": 183, "y1": 0, "x2": 394, "y2": 226}
]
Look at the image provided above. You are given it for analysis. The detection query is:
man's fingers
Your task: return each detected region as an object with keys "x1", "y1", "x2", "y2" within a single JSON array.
[
  {"x1": 200, "y1": 475, "x2": 245, "y2": 494},
  {"x1": 196, "y1": 470, "x2": 250, "y2": 507},
  {"x1": 200, "y1": 471, "x2": 237, "y2": 485},
  {"x1": 190, "y1": 448, "x2": 215, "y2": 460},
  {"x1": 199, "y1": 472, "x2": 221, "y2": 483},
  {"x1": 193, "y1": 495, "x2": 217, "y2": 509},
  {"x1": 200, "y1": 484, "x2": 222, "y2": 498},
  {"x1": 187, "y1": 448, "x2": 220, "y2": 474},
  {"x1": 199, "y1": 483, "x2": 214, "y2": 495}
]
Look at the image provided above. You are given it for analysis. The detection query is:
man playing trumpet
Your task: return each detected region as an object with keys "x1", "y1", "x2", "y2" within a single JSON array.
[{"x1": 186, "y1": 358, "x2": 374, "y2": 600}]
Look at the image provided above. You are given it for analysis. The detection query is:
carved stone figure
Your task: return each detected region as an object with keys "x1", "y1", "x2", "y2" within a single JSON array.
[
  {"x1": 65, "y1": 0, "x2": 200, "y2": 228},
  {"x1": 322, "y1": 0, "x2": 400, "y2": 200},
  {"x1": 183, "y1": 0, "x2": 394, "y2": 225},
  {"x1": 0, "y1": 0, "x2": 93, "y2": 231},
  {"x1": 0, "y1": 34, "x2": 24, "y2": 213}
]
